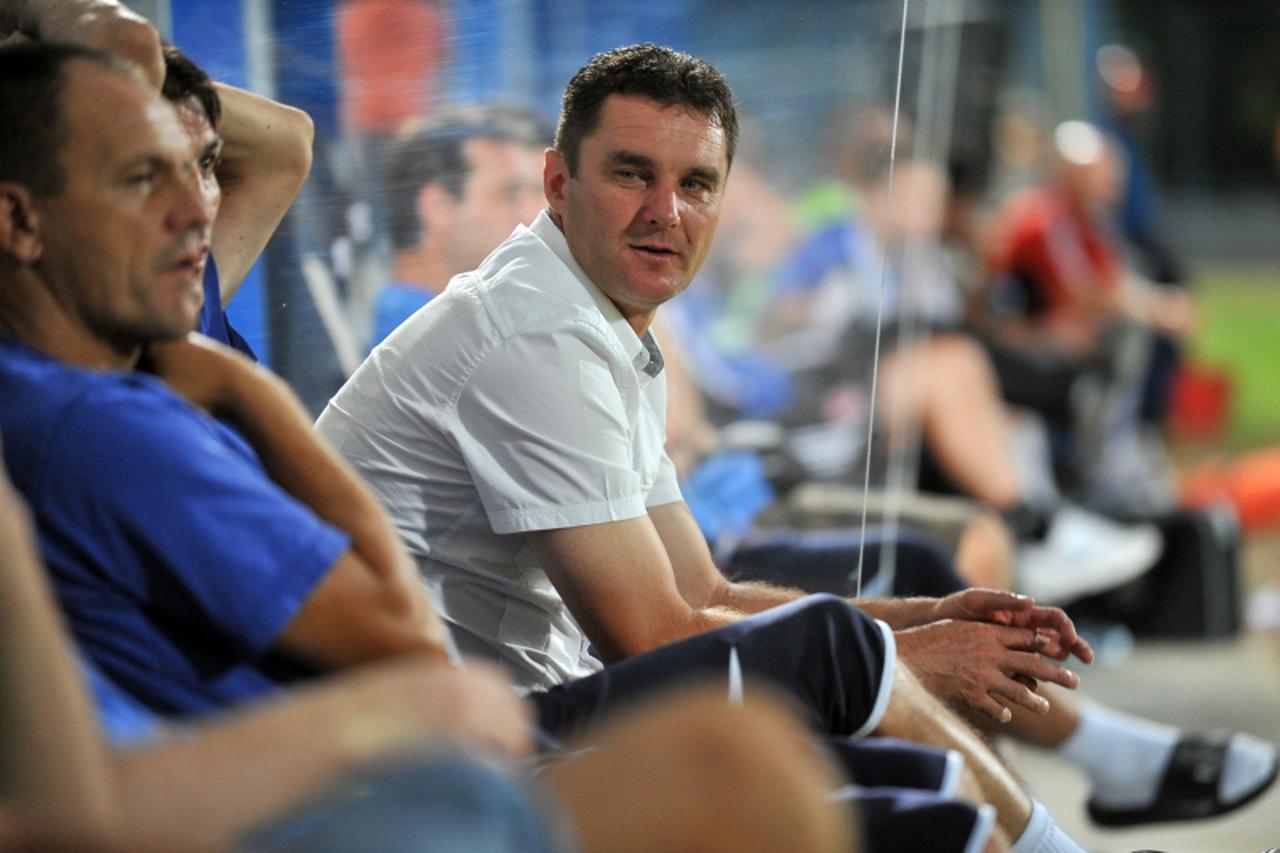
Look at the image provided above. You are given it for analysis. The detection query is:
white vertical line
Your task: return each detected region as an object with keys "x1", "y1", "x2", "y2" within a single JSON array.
[
  {"x1": 727, "y1": 647, "x2": 743, "y2": 705},
  {"x1": 854, "y1": 0, "x2": 911, "y2": 600}
]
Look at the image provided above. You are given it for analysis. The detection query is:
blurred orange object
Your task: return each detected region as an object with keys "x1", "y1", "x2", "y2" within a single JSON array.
[
  {"x1": 1168, "y1": 363, "x2": 1232, "y2": 443},
  {"x1": 336, "y1": 0, "x2": 447, "y2": 134},
  {"x1": 1181, "y1": 448, "x2": 1280, "y2": 532}
]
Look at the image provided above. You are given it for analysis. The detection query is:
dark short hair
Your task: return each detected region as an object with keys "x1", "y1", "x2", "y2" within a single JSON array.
[
  {"x1": 554, "y1": 43, "x2": 738, "y2": 176},
  {"x1": 0, "y1": 42, "x2": 133, "y2": 197},
  {"x1": 161, "y1": 43, "x2": 221, "y2": 129},
  {"x1": 386, "y1": 103, "x2": 550, "y2": 252}
]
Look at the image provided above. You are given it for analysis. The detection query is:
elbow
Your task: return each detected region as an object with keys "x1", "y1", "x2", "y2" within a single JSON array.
[
  {"x1": 593, "y1": 607, "x2": 702, "y2": 663},
  {"x1": 279, "y1": 106, "x2": 316, "y2": 186},
  {"x1": 373, "y1": 575, "x2": 451, "y2": 662}
]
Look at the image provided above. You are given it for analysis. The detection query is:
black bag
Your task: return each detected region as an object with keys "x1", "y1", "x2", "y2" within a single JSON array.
[{"x1": 1068, "y1": 505, "x2": 1242, "y2": 639}]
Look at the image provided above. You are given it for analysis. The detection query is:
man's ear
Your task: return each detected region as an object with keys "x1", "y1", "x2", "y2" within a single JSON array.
[
  {"x1": 415, "y1": 180, "x2": 456, "y2": 237},
  {"x1": 0, "y1": 184, "x2": 43, "y2": 264},
  {"x1": 544, "y1": 148, "x2": 569, "y2": 215}
]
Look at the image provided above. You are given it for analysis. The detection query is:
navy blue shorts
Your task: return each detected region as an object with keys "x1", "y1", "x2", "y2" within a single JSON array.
[
  {"x1": 839, "y1": 785, "x2": 993, "y2": 853},
  {"x1": 531, "y1": 594, "x2": 893, "y2": 742}
]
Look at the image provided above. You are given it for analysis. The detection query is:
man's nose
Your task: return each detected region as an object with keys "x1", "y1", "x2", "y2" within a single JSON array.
[
  {"x1": 168, "y1": 165, "x2": 213, "y2": 234},
  {"x1": 642, "y1": 184, "x2": 680, "y2": 229}
]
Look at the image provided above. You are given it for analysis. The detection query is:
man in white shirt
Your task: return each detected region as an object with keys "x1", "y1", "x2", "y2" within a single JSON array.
[{"x1": 319, "y1": 43, "x2": 1107, "y2": 849}]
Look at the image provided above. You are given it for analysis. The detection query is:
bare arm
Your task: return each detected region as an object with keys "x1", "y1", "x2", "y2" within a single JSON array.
[
  {"x1": 111, "y1": 660, "x2": 531, "y2": 851},
  {"x1": 143, "y1": 335, "x2": 450, "y2": 666},
  {"x1": 0, "y1": 472, "x2": 529, "y2": 848},
  {"x1": 0, "y1": 0, "x2": 163, "y2": 87},
  {"x1": 526, "y1": 507, "x2": 745, "y2": 662},
  {"x1": 528, "y1": 499, "x2": 833, "y2": 661},
  {"x1": 210, "y1": 83, "x2": 314, "y2": 304},
  {"x1": 0, "y1": 463, "x2": 116, "y2": 832}
]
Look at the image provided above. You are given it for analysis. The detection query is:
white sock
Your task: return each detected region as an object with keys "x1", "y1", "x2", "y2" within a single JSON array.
[
  {"x1": 1059, "y1": 702, "x2": 1278, "y2": 809},
  {"x1": 1058, "y1": 702, "x2": 1177, "y2": 809},
  {"x1": 1219, "y1": 732, "x2": 1278, "y2": 804},
  {"x1": 1011, "y1": 800, "x2": 1085, "y2": 853}
]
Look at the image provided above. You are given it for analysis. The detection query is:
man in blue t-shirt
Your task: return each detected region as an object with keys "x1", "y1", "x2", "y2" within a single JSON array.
[
  {"x1": 0, "y1": 450, "x2": 599, "y2": 852},
  {"x1": 0, "y1": 39, "x2": 454, "y2": 716},
  {"x1": 369, "y1": 103, "x2": 548, "y2": 349}
]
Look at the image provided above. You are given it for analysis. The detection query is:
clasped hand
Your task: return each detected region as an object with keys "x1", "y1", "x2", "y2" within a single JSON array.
[{"x1": 896, "y1": 588, "x2": 1093, "y2": 724}]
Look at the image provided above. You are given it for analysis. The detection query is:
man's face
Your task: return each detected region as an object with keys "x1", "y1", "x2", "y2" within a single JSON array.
[
  {"x1": 174, "y1": 95, "x2": 223, "y2": 237},
  {"x1": 448, "y1": 135, "x2": 546, "y2": 270},
  {"x1": 545, "y1": 95, "x2": 727, "y2": 331},
  {"x1": 33, "y1": 64, "x2": 211, "y2": 350}
]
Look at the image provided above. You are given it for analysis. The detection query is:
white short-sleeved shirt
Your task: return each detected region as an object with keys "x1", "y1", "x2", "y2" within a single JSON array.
[{"x1": 317, "y1": 211, "x2": 683, "y2": 690}]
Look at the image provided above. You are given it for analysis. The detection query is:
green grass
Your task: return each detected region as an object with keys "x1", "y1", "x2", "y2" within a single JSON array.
[{"x1": 1190, "y1": 264, "x2": 1280, "y2": 447}]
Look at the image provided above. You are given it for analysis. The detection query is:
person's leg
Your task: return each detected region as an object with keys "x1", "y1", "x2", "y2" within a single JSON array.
[
  {"x1": 832, "y1": 786, "x2": 999, "y2": 853},
  {"x1": 880, "y1": 335, "x2": 1023, "y2": 510},
  {"x1": 999, "y1": 687, "x2": 1278, "y2": 826},
  {"x1": 724, "y1": 527, "x2": 966, "y2": 598},
  {"x1": 876, "y1": 666, "x2": 1081, "y2": 852},
  {"x1": 545, "y1": 684, "x2": 853, "y2": 853},
  {"x1": 826, "y1": 737, "x2": 962, "y2": 795},
  {"x1": 952, "y1": 512, "x2": 1016, "y2": 591},
  {"x1": 530, "y1": 595, "x2": 893, "y2": 741},
  {"x1": 532, "y1": 595, "x2": 1082, "y2": 850}
]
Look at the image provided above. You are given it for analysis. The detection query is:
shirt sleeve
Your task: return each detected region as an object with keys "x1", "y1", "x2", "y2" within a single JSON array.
[
  {"x1": 453, "y1": 324, "x2": 653, "y2": 533},
  {"x1": 646, "y1": 449, "x2": 684, "y2": 509},
  {"x1": 80, "y1": 658, "x2": 161, "y2": 747},
  {"x1": 42, "y1": 386, "x2": 350, "y2": 658}
]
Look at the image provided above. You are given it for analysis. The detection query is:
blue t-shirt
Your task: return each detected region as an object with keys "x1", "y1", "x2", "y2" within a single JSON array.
[
  {"x1": 82, "y1": 658, "x2": 161, "y2": 746},
  {"x1": 198, "y1": 256, "x2": 258, "y2": 360},
  {"x1": 368, "y1": 282, "x2": 434, "y2": 351},
  {"x1": 0, "y1": 335, "x2": 349, "y2": 719}
]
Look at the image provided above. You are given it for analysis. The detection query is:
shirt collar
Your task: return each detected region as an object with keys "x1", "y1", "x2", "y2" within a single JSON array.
[{"x1": 529, "y1": 210, "x2": 664, "y2": 378}]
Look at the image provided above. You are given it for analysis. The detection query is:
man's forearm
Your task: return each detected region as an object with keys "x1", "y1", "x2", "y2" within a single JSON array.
[
  {"x1": 146, "y1": 338, "x2": 426, "y2": 613},
  {"x1": 0, "y1": 0, "x2": 164, "y2": 87},
  {"x1": 711, "y1": 580, "x2": 945, "y2": 635},
  {"x1": 209, "y1": 82, "x2": 315, "y2": 302},
  {"x1": 711, "y1": 578, "x2": 942, "y2": 631},
  {"x1": 0, "y1": 487, "x2": 117, "y2": 831},
  {"x1": 211, "y1": 356, "x2": 411, "y2": 585},
  {"x1": 851, "y1": 596, "x2": 940, "y2": 629},
  {"x1": 113, "y1": 660, "x2": 532, "y2": 849},
  {"x1": 711, "y1": 579, "x2": 807, "y2": 615}
]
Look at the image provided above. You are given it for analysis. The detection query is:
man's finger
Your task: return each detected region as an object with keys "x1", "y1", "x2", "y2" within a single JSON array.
[
  {"x1": 1005, "y1": 651, "x2": 1079, "y2": 690},
  {"x1": 963, "y1": 588, "x2": 1034, "y2": 615},
  {"x1": 968, "y1": 690, "x2": 1014, "y2": 724},
  {"x1": 1012, "y1": 673, "x2": 1038, "y2": 690},
  {"x1": 987, "y1": 676, "x2": 1050, "y2": 716}
]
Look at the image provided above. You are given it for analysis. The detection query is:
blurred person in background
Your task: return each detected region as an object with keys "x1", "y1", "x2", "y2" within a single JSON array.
[
  {"x1": 670, "y1": 105, "x2": 1163, "y2": 608},
  {"x1": 335, "y1": 0, "x2": 448, "y2": 231},
  {"x1": 980, "y1": 119, "x2": 1194, "y2": 517},
  {"x1": 371, "y1": 103, "x2": 550, "y2": 349}
]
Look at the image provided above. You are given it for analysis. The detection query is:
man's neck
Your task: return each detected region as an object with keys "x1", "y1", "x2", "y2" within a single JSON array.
[
  {"x1": 544, "y1": 210, "x2": 655, "y2": 340},
  {"x1": 623, "y1": 310, "x2": 656, "y2": 340},
  {"x1": 0, "y1": 273, "x2": 140, "y2": 371},
  {"x1": 391, "y1": 242, "x2": 457, "y2": 295}
]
